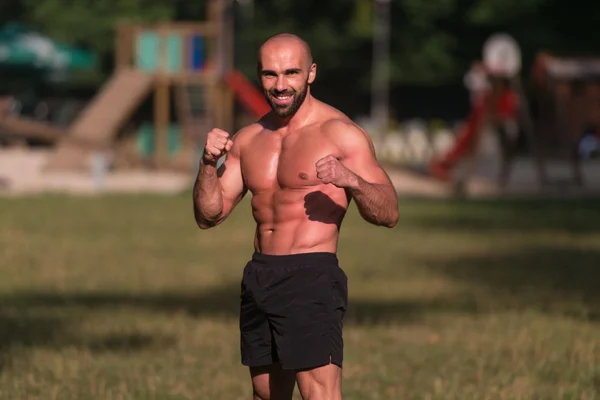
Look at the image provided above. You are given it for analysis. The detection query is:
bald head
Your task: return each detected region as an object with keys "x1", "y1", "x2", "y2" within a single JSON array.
[
  {"x1": 257, "y1": 33, "x2": 313, "y2": 70},
  {"x1": 255, "y1": 33, "x2": 317, "y2": 119}
]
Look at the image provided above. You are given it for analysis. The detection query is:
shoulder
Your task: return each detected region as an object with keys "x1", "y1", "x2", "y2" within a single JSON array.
[
  {"x1": 230, "y1": 122, "x2": 263, "y2": 151},
  {"x1": 321, "y1": 117, "x2": 364, "y2": 137},
  {"x1": 233, "y1": 122, "x2": 263, "y2": 141},
  {"x1": 233, "y1": 111, "x2": 280, "y2": 143},
  {"x1": 320, "y1": 117, "x2": 375, "y2": 158},
  {"x1": 315, "y1": 101, "x2": 370, "y2": 142}
]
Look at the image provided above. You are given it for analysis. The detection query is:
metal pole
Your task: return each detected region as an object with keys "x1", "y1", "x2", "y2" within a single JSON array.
[
  {"x1": 371, "y1": 0, "x2": 391, "y2": 141},
  {"x1": 236, "y1": 0, "x2": 255, "y2": 73},
  {"x1": 218, "y1": 0, "x2": 235, "y2": 78}
]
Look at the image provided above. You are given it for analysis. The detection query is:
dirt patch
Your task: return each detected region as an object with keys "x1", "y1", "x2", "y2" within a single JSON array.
[
  {"x1": 1, "y1": 148, "x2": 598, "y2": 199},
  {"x1": 0, "y1": 148, "x2": 191, "y2": 196}
]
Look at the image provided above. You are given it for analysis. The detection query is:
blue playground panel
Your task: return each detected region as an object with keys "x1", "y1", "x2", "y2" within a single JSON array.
[
  {"x1": 190, "y1": 34, "x2": 206, "y2": 70},
  {"x1": 135, "y1": 31, "x2": 206, "y2": 73}
]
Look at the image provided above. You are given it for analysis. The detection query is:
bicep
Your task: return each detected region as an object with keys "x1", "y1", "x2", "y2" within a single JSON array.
[{"x1": 217, "y1": 151, "x2": 247, "y2": 211}]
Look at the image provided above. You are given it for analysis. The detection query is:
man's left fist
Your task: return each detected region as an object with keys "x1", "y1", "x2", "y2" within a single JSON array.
[{"x1": 315, "y1": 155, "x2": 358, "y2": 188}]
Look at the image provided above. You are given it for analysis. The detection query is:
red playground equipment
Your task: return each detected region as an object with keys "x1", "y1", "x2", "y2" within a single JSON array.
[
  {"x1": 429, "y1": 70, "x2": 520, "y2": 183},
  {"x1": 429, "y1": 33, "x2": 597, "y2": 189}
]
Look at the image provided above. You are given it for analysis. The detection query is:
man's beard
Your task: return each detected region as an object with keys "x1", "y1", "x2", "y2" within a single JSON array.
[{"x1": 264, "y1": 81, "x2": 309, "y2": 118}]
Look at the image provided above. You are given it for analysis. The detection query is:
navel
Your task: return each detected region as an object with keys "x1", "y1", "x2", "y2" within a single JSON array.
[{"x1": 298, "y1": 172, "x2": 309, "y2": 180}]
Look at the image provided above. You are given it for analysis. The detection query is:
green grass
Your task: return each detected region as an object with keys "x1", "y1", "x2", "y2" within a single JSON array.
[{"x1": 0, "y1": 193, "x2": 599, "y2": 399}]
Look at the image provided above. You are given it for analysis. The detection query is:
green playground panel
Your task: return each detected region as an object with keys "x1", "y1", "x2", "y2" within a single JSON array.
[
  {"x1": 136, "y1": 32, "x2": 158, "y2": 72},
  {"x1": 135, "y1": 30, "x2": 206, "y2": 73},
  {"x1": 166, "y1": 33, "x2": 182, "y2": 72},
  {"x1": 137, "y1": 123, "x2": 182, "y2": 157},
  {"x1": 135, "y1": 31, "x2": 183, "y2": 73}
]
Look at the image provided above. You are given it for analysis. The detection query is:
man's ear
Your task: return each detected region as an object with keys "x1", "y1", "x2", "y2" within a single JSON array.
[{"x1": 308, "y1": 63, "x2": 317, "y2": 84}]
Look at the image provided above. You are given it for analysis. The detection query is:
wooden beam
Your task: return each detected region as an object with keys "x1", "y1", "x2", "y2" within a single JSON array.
[
  {"x1": 115, "y1": 21, "x2": 133, "y2": 71},
  {"x1": 125, "y1": 22, "x2": 219, "y2": 37},
  {"x1": 168, "y1": 70, "x2": 218, "y2": 84},
  {"x1": 0, "y1": 117, "x2": 103, "y2": 149},
  {"x1": 154, "y1": 78, "x2": 170, "y2": 165}
]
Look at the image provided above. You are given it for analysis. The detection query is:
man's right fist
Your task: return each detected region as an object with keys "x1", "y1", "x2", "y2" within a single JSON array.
[{"x1": 203, "y1": 128, "x2": 233, "y2": 164}]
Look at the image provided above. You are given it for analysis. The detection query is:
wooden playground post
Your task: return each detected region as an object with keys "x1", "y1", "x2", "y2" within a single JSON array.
[
  {"x1": 115, "y1": 21, "x2": 133, "y2": 72},
  {"x1": 154, "y1": 78, "x2": 170, "y2": 167},
  {"x1": 208, "y1": 0, "x2": 235, "y2": 134},
  {"x1": 154, "y1": 24, "x2": 170, "y2": 167},
  {"x1": 221, "y1": 0, "x2": 236, "y2": 134}
]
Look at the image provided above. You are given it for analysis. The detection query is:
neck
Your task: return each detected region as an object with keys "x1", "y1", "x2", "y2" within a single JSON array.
[{"x1": 273, "y1": 93, "x2": 315, "y2": 131}]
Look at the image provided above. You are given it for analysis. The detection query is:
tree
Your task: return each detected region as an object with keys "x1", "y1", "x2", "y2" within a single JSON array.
[
  {"x1": 5, "y1": 0, "x2": 600, "y2": 117},
  {"x1": 21, "y1": 0, "x2": 175, "y2": 63}
]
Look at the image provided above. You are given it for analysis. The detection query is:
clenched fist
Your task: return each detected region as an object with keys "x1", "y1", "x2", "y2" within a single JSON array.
[
  {"x1": 203, "y1": 128, "x2": 233, "y2": 165},
  {"x1": 315, "y1": 155, "x2": 358, "y2": 188}
]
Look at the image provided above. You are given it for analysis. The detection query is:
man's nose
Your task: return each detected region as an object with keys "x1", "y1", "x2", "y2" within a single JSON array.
[{"x1": 276, "y1": 77, "x2": 287, "y2": 92}]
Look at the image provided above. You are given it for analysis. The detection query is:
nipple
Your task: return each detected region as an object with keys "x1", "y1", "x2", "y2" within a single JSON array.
[{"x1": 298, "y1": 172, "x2": 309, "y2": 180}]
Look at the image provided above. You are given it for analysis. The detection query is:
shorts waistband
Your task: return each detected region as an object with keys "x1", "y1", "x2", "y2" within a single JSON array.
[{"x1": 251, "y1": 251, "x2": 338, "y2": 267}]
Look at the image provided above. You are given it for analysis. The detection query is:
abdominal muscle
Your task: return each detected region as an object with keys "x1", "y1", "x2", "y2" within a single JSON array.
[{"x1": 250, "y1": 186, "x2": 349, "y2": 255}]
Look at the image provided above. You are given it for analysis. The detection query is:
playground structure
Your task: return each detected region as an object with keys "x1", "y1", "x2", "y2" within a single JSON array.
[
  {"x1": 0, "y1": 0, "x2": 270, "y2": 172},
  {"x1": 429, "y1": 33, "x2": 600, "y2": 190},
  {"x1": 531, "y1": 52, "x2": 600, "y2": 174},
  {"x1": 428, "y1": 34, "x2": 529, "y2": 186}
]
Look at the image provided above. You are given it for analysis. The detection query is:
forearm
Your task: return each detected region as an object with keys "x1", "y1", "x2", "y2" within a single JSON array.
[
  {"x1": 193, "y1": 161, "x2": 224, "y2": 227},
  {"x1": 347, "y1": 176, "x2": 398, "y2": 228}
]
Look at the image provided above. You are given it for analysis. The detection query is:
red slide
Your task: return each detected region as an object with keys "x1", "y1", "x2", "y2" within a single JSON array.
[
  {"x1": 224, "y1": 69, "x2": 271, "y2": 119},
  {"x1": 428, "y1": 95, "x2": 488, "y2": 181},
  {"x1": 428, "y1": 89, "x2": 519, "y2": 182}
]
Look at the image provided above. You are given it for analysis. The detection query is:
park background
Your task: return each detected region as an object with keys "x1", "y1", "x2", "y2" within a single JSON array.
[{"x1": 1, "y1": 0, "x2": 599, "y2": 398}]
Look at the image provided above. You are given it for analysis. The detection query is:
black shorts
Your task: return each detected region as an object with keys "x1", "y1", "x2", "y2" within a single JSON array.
[{"x1": 239, "y1": 251, "x2": 348, "y2": 370}]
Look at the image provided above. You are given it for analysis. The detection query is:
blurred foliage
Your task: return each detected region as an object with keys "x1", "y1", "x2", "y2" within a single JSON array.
[
  {"x1": 467, "y1": 0, "x2": 545, "y2": 25},
  {"x1": 3, "y1": 0, "x2": 600, "y2": 116},
  {"x1": 5, "y1": 0, "x2": 600, "y2": 85},
  {"x1": 21, "y1": 0, "x2": 175, "y2": 53}
]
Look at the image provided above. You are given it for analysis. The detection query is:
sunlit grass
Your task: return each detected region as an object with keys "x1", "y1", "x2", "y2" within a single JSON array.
[{"x1": 0, "y1": 193, "x2": 599, "y2": 399}]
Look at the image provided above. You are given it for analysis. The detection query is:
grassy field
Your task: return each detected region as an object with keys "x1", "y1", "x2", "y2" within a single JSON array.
[{"x1": 0, "y1": 192, "x2": 599, "y2": 399}]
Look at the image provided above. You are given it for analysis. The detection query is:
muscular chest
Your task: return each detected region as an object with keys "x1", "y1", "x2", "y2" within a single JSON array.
[{"x1": 241, "y1": 131, "x2": 338, "y2": 191}]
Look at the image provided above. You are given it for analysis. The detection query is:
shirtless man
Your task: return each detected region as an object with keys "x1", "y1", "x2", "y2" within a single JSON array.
[{"x1": 193, "y1": 33, "x2": 398, "y2": 400}]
